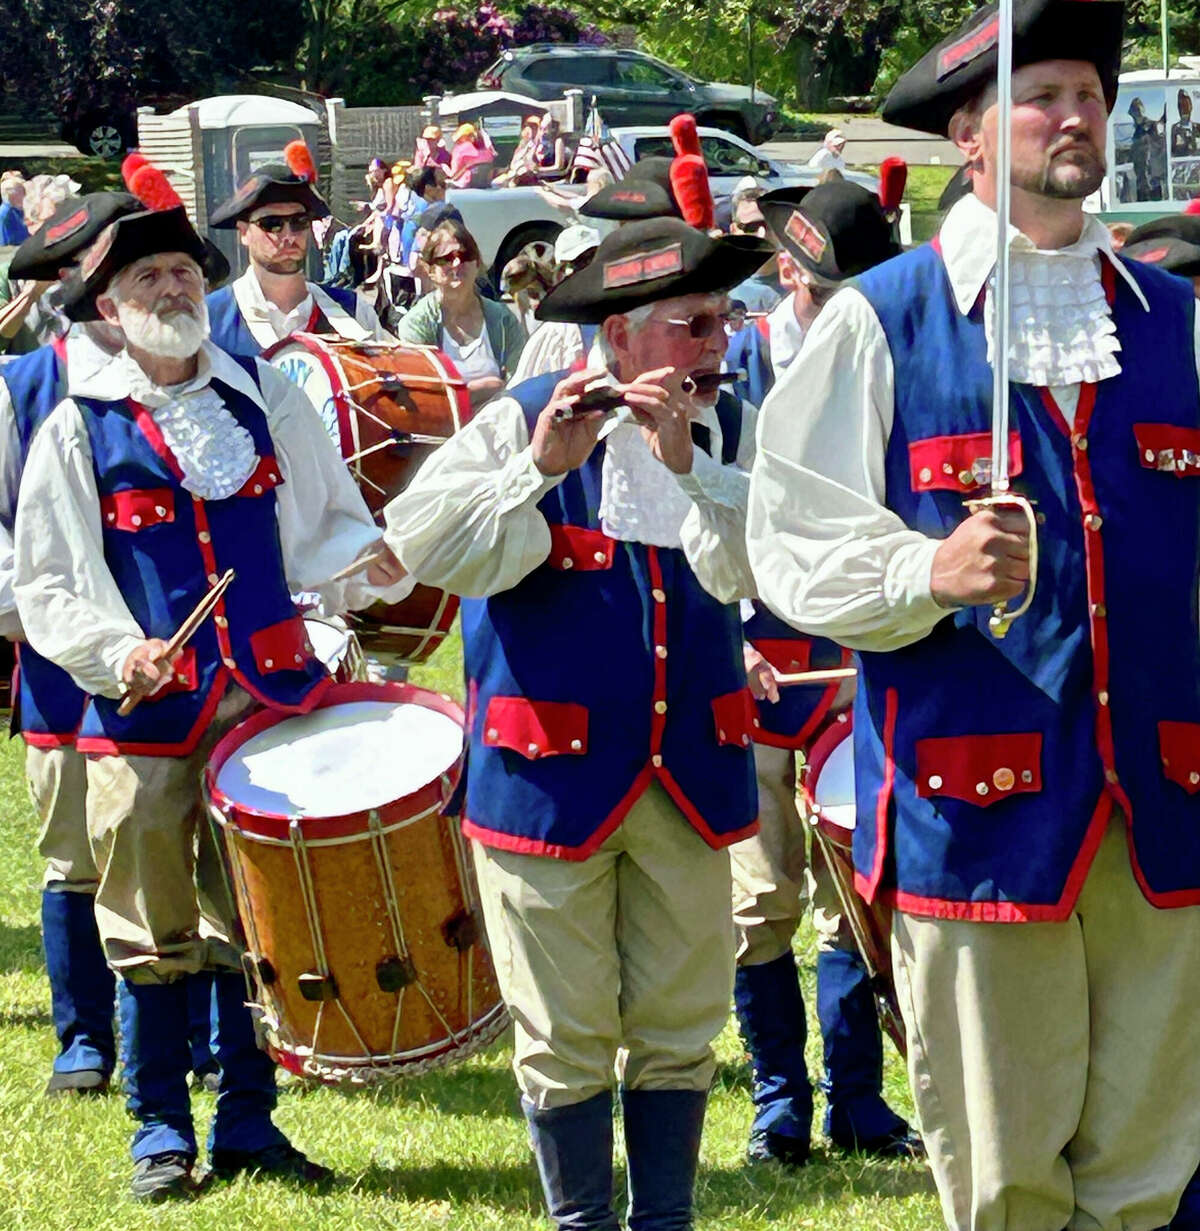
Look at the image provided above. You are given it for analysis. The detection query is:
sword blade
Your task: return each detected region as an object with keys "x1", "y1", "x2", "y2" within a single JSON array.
[{"x1": 992, "y1": 0, "x2": 1015, "y2": 493}]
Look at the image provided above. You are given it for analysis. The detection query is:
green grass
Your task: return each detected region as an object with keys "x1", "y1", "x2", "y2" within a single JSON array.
[
  {"x1": 862, "y1": 163, "x2": 958, "y2": 246},
  {"x1": 0, "y1": 627, "x2": 943, "y2": 1229},
  {"x1": 0, "y1": 157, "x2": 123, "y2": 194}
]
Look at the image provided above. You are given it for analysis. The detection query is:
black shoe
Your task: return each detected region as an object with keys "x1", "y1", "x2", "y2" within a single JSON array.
[
  {"x1": 747, "y1": 1129, "x2": 811, "y2": 1167},
  {"x1": 208, "y1": 1142, "x2": 333, "y2": 1184},
  {"x1": 831, "y1": 1124, "x2": 925, "y2": 1160},
  {"x1": 130, "y1": 1152, "x2": 199, "y2": 1202},
  {"x1": 45, "y1": 1068, "x2": 110, "y2": 1097}
]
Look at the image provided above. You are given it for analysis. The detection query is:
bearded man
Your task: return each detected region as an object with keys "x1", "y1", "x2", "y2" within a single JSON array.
[
  {"x1": 13, "y1": 180, "x2": 409, "y2": 1202},
  {"x1": 748, "y1": 2, "x2": 1200, "y2": 1228}
]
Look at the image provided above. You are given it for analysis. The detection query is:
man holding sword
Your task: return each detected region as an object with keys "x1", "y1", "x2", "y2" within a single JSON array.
[{"x1": 748, "y1": 1, "x2": 1200, "y2": 1227}]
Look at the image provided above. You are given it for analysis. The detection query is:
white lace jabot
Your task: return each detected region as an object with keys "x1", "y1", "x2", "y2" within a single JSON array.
[{"x1": 984, "y1": 245, "x2": 1121, "y2": 386}]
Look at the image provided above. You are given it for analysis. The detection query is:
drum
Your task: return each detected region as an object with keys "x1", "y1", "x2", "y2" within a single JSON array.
[
  {"x1": 205, "y1": 681, "x2": 507, "y2": 1084},
  {"x1": 266, "y1": 334, "x2": 472, "y2": 663},
  {"x1": 802, "y1": 715, "x2": 906, "y2": 1056}
]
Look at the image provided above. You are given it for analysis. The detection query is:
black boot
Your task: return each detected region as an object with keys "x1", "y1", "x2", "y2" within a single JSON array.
[
  {"x1": 622, "y1": 1088, "x2": 707, "y2": 1231},
  {"x1": 523, "y1": 1092, "x2": 620, "y2": 1230}
]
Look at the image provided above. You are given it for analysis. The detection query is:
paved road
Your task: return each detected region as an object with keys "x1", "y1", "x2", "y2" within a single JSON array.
[{"x1": 762, "y1": 116, "x2": 962, "y2": 168}]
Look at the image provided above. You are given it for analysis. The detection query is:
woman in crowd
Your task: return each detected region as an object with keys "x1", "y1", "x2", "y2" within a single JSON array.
[
  {"x1": 448, "y1": 124, "x2": 496, "y2": 188},
  {"x1": 531, "y1": 114, "x2": 568, "y2": 178},
  {"x1": 396, "y1": 217, "x2": 524, "y2": 407},
  {"x1": 413, "y1": 124, "x2": 450, "y2": 169},
  {"x1": 494, "y1": 116, "x2": 542, "y2": 187}
]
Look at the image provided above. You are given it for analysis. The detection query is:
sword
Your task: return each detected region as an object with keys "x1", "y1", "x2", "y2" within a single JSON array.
[{"x1": 966, "y1": 0, "x2": 1039, "y2": 639}]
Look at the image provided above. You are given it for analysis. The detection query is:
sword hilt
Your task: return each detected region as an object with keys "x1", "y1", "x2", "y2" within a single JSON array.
[{"x1": 964, "y1": 492, "x2": 1038, "y2": 639}]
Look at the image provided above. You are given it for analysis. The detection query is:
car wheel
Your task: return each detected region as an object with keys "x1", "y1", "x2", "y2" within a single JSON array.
[
  {"x1": 78, "y1": 113, "x2": 131, "y2": 159},
  {"x1": 492, "y1": 222, "x2": 563, "y2": 289}
]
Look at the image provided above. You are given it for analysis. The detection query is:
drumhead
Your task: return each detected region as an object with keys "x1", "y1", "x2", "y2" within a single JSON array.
[
  {"x1": 269, "y1": 339, "x2": 343, "y2": 451},
  {"x1": 214, "y1": 700, "x2": 463, "y2": 818},
  {"x1": 812, "y1": 727, "x2": 855, "y2": 833}
]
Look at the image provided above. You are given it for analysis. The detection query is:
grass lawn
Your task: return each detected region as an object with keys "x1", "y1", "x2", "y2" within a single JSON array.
[{"x1": 0, "y1": 628, "x2": 944, "y2": 1227}]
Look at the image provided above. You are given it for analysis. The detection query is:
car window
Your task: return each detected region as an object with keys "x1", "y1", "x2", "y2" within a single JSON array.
[
  {"x1": 524, "y1": 57, "x2": 612, "y2": 87},
  {"x1": 633, "y1": 137, "x2": 674, "y2": 160},
  {"x1": 614, "y1": 58, "x2": 678, "y2": 93},
  {"x1": 700, "y1": 137, "x2": 764, "y2": 176}
]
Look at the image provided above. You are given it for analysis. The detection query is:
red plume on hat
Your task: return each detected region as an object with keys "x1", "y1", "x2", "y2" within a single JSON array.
[
  {"x1": 668, "y1": 113, "x2": 714, "y2": 231},
  {"x1": 284, "y1": 140, "x2": 318, "y2": 184},
  {"x1": 878, "y1": 156, "x2": 907, "y2": 215},
  {"x1": 121, "y1": 153, "x2": 184, "y2": 212}
]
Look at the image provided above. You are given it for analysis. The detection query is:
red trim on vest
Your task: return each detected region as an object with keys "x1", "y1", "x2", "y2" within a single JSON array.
[
  {"x1": 250, "y1": 615, "x2": 314, "y2": 676},
  {"x1": 235, "y1": 454, "x2": 283, "y2": 498},
  {"x1": 915, "y1": 732, "x2": 1042, "y2": 805},
  {"x1": 99, "y1": 487, "x2": 175, "y2": 532},
  {"x1": 648, "y1": 547, "x2": 668, "y2": 758},
  {"x1": 130, "y1": 401, "x2": 185, "y2": 482},
  {"x1": 909, "y1": 430, "x2": 1023, "y2": 492},
  {"x1": 482, "y1": 696, "x2": 588, "y2": 759},
  {"x1": 13, "y1": 647, "x2": 83, "y2": 746},
  {"x1": 711, "y1": 688, "x2": 756, "y2": 749},
  {"x1": 656, "y1": 763, "x2": 760, "y2": 849},
  {"x1": 50, "y1": 334, "x2": 68, "y2": 363},
  {"x1": 546, "y1": 524, "x2": 615, "y2": 572},
  {"x1": 77, "y1": 667, "x2": 231, "y2": 756},
  {"x1": 1133, "y1": 423, "x2": 1200, "y2": 476},
  {"x1": 147, "y1": 646, "x2": 199, "y2": 697},
  {"x1": 1037, "y1": 386, "x2": 1073, "y2": 440},
  {"x1": 860, "y1": 686, "x2": 897, "y2": 903},
  {"x1": 1159, "y1": 721, "x2": 1200, "y2": 792}
]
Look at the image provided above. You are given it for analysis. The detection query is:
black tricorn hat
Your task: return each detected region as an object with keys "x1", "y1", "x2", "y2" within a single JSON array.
[
  {"x1": 581, "y1": 157, "x2": 678, "y2": 221},
  {"x1": 65, "y1": 206, "x2": 211, "y2": 322},
  {"x1": 210, "y1": 141, "x2": 329, "y2": 228},
  {"x1": 882, "y1": 0, "x2": 1125, "y2": 137},
  {"x1": 1123, "y1": 213, "x2": 1200, "y2": 277},
  {"x1": 8, "y1": 192, "x2": 142, "y2": 281},
  {"x1": 759, "y1": 181, "x2": 901, "y2": 283},
  {"x1": 536, "y1": 215, "x2": 772, "y2": 325}
]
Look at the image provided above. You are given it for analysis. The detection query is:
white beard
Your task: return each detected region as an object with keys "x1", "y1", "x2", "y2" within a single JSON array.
[{"x1": 117, "y1": 298, "x2": 210, "y2": 359}]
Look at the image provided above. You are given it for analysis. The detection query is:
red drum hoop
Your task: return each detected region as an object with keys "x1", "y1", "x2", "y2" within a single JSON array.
[{"x1": 205, "y1": 681, "x2": 507, "y2": 1083}]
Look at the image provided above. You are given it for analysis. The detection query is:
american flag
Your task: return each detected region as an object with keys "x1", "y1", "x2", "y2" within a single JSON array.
[{"x1": 570, "y1": 100, "x2": 633, "y2": 181}]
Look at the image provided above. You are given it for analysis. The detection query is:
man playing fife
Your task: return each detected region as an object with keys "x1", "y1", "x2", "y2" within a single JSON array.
[
  {"x1": 748, "y1": 2, "x2": 1200, "y2": 1228},
  {"x1": 384, "y1": 214, "x2": 772, "y2": 1230},
  {"x1": 13, "y1": 173, "x2": 407, "y2": 1202},
  {"x1": 205, "y1": 141, "x2": 389, "y2": 357}
]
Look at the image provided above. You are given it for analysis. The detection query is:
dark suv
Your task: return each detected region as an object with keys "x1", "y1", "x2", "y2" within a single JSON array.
[{"x1": 478, "y1": 46, "x2": 779, "y2": 145}]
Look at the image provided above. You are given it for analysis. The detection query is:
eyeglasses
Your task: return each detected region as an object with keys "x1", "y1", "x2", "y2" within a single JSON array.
[
  {"x1": 736, "y1": 221, "x2": 768, "y2": 236},
  {"x1": 250, "y1": 214, "x2": 313, "y2": 235},
  {"x1": 661, "y1": 311, "x2": 732, "y2": 339},
  {"x1": 429, "y1": 249, "x2": 474, "y2": 268}
]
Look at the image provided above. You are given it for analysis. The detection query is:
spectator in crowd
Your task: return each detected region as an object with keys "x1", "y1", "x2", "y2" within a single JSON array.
[
  {"x1": 729, "y1": 185, "x2": 784, "y2": 312},
  {"x1": 537, "y1": 166, "x2": 613, "y2": 218},
  {"x1": 495, "y1": 117, "x2": 542, "y2": 187},
  {"x1": 532, "y1": 114, "x2": 568, "y2": 178},
  {"x1": 396, "y1": 217, "x2": 524, "y2": 405},
  {"x1": 807, "y1": 129, "x2": 847, "y2": 173},
  {"x1": 0, "y1": 171, "x2": 29, "y2": 246},
  {"x1": 448, "y1": 124, "x2": 497, "y2": 188},
  {"x1": 399, "y1": 167, "x2": 449, "y2": 267},
  {"x1": 413, "y1": 124, "x2": 451, "y2": 170},
  {"x1": 501, "y1": 251, "x2": 556, "y2": 334}
]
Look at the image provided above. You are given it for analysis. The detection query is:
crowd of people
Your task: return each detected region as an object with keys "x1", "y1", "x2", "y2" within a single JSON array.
[{"x1": 3, "y1": 1, "x2": 1200, "y2": 1228}]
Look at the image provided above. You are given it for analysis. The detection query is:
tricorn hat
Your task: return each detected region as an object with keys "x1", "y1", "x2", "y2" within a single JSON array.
[
  {"x1": 209, "y1": 141, "x2": 330, "y2": 228},
  {"x1": 536, "y1": 215, "x2": 772, "y2": 325},
  {"x1": 64, "y1": 154, "x2": 214, "y2": 322},
  {"x1": 1122, "y1": 213, "x2": 1200, "y2": 278},
  {"x1": 8, "y1": 192, "x2": 142, "y2": 281},
  {"x1": 582, "y1": 114, "x2": 714, "y2": 230},
  {"x1": 759, "y1": 163, "x2": 906, "y2": 283},
  {"x1": 882, "y1": 0, "x2": 1125, "y2": 137}
]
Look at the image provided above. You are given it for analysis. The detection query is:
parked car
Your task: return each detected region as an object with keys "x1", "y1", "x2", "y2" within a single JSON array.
[{"x1": 478, "y1": 45, "x2": 780, "y2": 145}]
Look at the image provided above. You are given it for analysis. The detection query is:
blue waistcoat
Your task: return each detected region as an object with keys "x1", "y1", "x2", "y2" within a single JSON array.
[
  {"x1": 205, "y1": 282, "x2": 361, "y2": 358},
  {"x1": 1, "y1": 340, "x2": 90, "y2": 744},
  {"x1": 458, "y1": 372, "x2": 758, "y2": 859},
  {"x1": 850, "y1": 241, "x2": 1200, "y2": 920},
  {"x1": 73, "y1": 362, "x2": 329, "y2": 755},
  {"x1": 744, "y1": 602, "x2": 851, "y2": 750}
]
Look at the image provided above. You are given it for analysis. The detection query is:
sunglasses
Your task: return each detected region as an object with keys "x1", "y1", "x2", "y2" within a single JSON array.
[
  {"x1": 662, "y1": 311, "x2": 732, "y2": 339},
  {"x1": 736, "y1": 220, "x2": 768, "y2": 236},
  {"x1": 430, "y1": 249, "x2": 474, "y2": 268},
  {"x1": 251, "y1": 214, "x2": 313, "y2": 236}
]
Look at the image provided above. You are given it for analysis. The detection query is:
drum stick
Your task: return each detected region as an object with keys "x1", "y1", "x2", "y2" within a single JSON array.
[
  {"x1": 118, "y1": 569, "x2": 235, "y2": 715},
  {"x1": 773, "y1": 667, "x2": 857, "y2": 687},
  {"x1": 328, "y1": 541, "x2": 390, "y2": 583}
]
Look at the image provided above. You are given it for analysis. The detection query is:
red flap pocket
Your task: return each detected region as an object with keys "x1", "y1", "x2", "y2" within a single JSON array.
[
  {"x1": 546, "y1": 524, "x2": 615, "y2": 572},
  {"x1": 249, "y1": 616, "x2": 314, "y2": 675},
  {"x1": 915, "y1": 732, "x2": 1042, "y2": 806},
  {"x1": 909, "y1": 431, "x2": 1023, "y2": 493},
  {"x1": 712, "y1": 688, "x2": 757, "y2": 748},
  {"x1": 1158, "y1": 721, "x2": 1200, "y2": 792},
  {"x1": 483, "y1": 696, "x2": 588, "y2": 758},
  {"x1": 146, "y1": 647, "x2": 199, "y2": 700},
  {"x1": 752, "y1": 638, "x2": 811, "y2": 675},
  {"x1": 1134, "y1": 424, "x2": 1200, "y2": 476},
  {"x1": 236, "y1": 455, "x2": 284, "y2": 498},
  {"x1": 100, "y1": 488, "x2": 174, "y2": 532}
]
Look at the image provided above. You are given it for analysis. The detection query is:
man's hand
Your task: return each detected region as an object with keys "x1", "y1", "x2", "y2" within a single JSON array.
[
  {"x1": 366, "y1": 544, "x2": 407, "y2": 587},
  {"x1": 744, "y1": 645, "x2": 780, "y2": 703},
  {"x1": 931, "y1": 507, "x2": 1031, "y2": 608},
  {"x1": 531, "y1": 368, "x2": 612, "y2": 476},
  {"x1": 619, "y1": 366, "x2": 695, "y2": 475},
  {"x1": 121, "y1": 638, "x2": 178, "y2": 698}
]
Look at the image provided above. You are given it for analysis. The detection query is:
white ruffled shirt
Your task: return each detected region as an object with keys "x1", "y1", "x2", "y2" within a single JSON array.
[{"x1": 747, "y1": 194, "x2": 1200, "y2": 653}]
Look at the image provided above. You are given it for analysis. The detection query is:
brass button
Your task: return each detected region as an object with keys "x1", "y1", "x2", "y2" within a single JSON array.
[
  {"x1": 527, "y1": 742, "x2": 539, "y2": 756},
  {"x1": 1085, "y1": 514, "x2": 1103, "y2": 531},
  {"x1": 927, "y1": 774, "x2": 943, "y2": 791},
  {"x1": 1105, "y1": 768, "x2": 1119, "y2": 784},
  {"x1": 106, "y1": 511, "x2": 115, "y2": 522},
  {"x1": 1097, "y1": 690, "x2": 1109, "y2": 706},
  {"x1": 155, "y1": 505, "x2": 167, "y2": 517},
  {"x1": 654, "y1": 700, "x2": 667, "y2": 715},
  {"x1": 207, "y1": 572, "x2": 219, "y2": 585},
  {"x1": 214, "y1": 615, "x2": 228, "y2": 629},
  {"x1": 264, "y1": 658, "x2": 274, "y2": 669},
  {"x1": 655, "y1": 645, "x2": 667, "y2": 659},
  {"x1": 1035, "y1": 512, "x2": 1047, "y2": 526},
  {"x1": 561, "y1": 557, "x2": 574, "y2": 569},
  {"x1": 592, "y1": 550, "x2": 607, "y2": 564},
  {"x1": 942, "y1": 462, "x2": 954, "y2": 475},
  {"x1": 130, "y1": 515, "x2": 142, "y2": 527},
  {"x1": 1074, "y1": 436, "x2": 1088, "y2": 452},
  {"x1": 752, "y1": 718, "x2": 760, "y2": 728},
  {"x1": 253, "y1": 484, "x2": 263, "y2": 495},
  {"x1": 718, "y1": 728, "x2": 726, "y2": 741},
  {"x1": 1021, "y1": 769, "x2": 1033, "y2": 784},
  {"x1": 918, "y1": 466, "x2": 932, "y2": 483},
  {"x1": 958, "y1": 469, "x2": 973, "y2": 486},
  {"x1": 198, "y1": 531, "x2": 211, "y2": 544},
  {"x1": 993, "y1": 767, "x2": 1015, "y2": 791},
  {"x1": 1145, "y1": 448, "x2": 1156, "y2": 463},
  {"x1": 652, "y1": 754, "x2": 663, "y2": 768},
  {"x1": 570, "y1": 739, "x2": 582, "y2": 751},
  {"x1": 1091, "y1": 602, "x2": 1106, "y2": 617},
  {"x1": 741, "y1": 734, "x2": 750, "y2": 745},
  {"x1": 486, "y1": 728, "x2": 498, "y2": 741},
  {"x1": 222, "y1": 656, "x2": 236, "y2": 669},
  {"x1": 652, "y1": 588, "x2": 666, "y2": 603},
  {"x1": 294, "y1": 653, "x2": 303, "y2": 664},
  {"x1": 1190, "y1": 771, "x2": 1199, "y2": 786},
  {"x1": 975, "y1": 782, "x2": 989, "y2": 797}
]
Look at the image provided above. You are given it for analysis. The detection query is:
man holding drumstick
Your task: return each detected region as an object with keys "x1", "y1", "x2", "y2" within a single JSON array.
[
  {"x1": 13, "y1": 161, "x2": 408, "y2": 1201},
  {"x1": 384, "y1": 214, "x2": 771, "y2": 1230}
]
